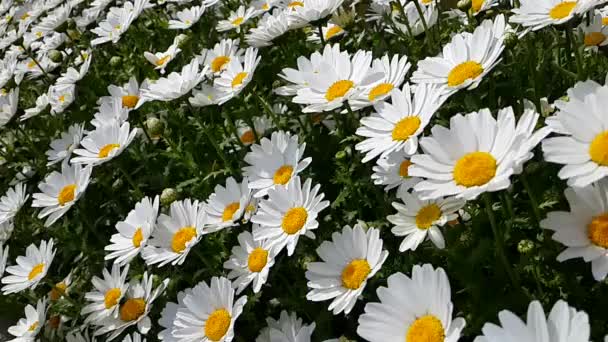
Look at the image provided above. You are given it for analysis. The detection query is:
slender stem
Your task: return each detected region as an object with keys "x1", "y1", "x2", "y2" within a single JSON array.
[
  {"x1": 317, "y1": 24, "x2": 325, "y2": 45},
  {"x1": 223, "y1": 110, "x2": 245, "y2": 148},
  {"x1": 22, "y1": 45, "x2": 52, "y2": 83},
  {"x1": 565, "y1": 22, "x2": 584, "y2": 80},
  {"x1": 394, "y1": 2, "x2": 414, "y2": 37},
  {"x1": 118, "y1": 164, "x2": 144, "y2": 199},
  {"x1": 253, "y1": 90, "x2": 282, "y2": 129},
  {"x1": 411, "y1": 0, "x2": 432, "y2": 45},
  {"x1": 203, "y1": 123, "x2": 235, "y2": 173},
  {"x1": 520, "y1": 172, "x2": 542, "y2": 226},
  {"x1": 137, "y1": 115, "x2": 153, "y2": 142}
]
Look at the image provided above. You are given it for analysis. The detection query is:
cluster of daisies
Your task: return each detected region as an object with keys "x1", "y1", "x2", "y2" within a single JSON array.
[{"x1": 1, "y1": 0, "x2": 608, "y2": 340}]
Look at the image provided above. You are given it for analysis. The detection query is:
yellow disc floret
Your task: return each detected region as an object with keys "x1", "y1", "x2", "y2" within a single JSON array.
[
  {"x1": 119, "y1": 298, "x2": 146, "y2": 321},
  {"x1": 28, "y1": 263, "x2": 45, "y2": 281},
  {"x1": 447, "y1": 61, "x2": 484, "y2": 87},
  {"x1": 171, "y1": 226, "x2": 197, "y2": 253},
  {"x1": 453, "y1": 152, "x2": 497, "y2": 187},
  {"x1": 325, "y1": 80, "x2": 354, "y2": 101},
  {"x1": 222, "y1": 202, "x2": 240, "y2": 222},
  {"x1": 341, "y1": 259, "x2": 371, "y2": 290},
  {"x1": 589, "y1": 131, "x2": 608, "y2": 166},
  {"x1": 104, "y1": 288, "x2": 122, "y2": 309},
  {"x1": 415, "y1": 204, "x2": 442, "y2": 229},
  {"x1": 406, "y1": 315, "x2": 445, "y2": 342},
  {"x1": 273, "y1": 165, "x2": 294, "y2": 185},
  {"x1": 281, "y1": 207, "x2": 308, "y2": 234},
  {"x1": 588, "y1": 213, "x2": 608, "y2": 249},
  {"x1": 247, "y1": 247, "x2": 269, "y2": 272},
  {"x1": 549, "y1": 1, "x2": 576, "y2": 20},
  {"x1": 392, "y1": 117, "x2": 421, "y2": 141},
  {"x1": 205, "y1": 309, "x2": 232, "y2": 341}
]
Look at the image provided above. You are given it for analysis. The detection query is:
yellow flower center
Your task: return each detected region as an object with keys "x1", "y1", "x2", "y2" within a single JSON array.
[
  {"x1": 28, "y1": 321, "x2": 39, "y2": 331},
  {"x1": 122, "y1": 95, "x2": 139, "y2": 109},
  {"x1": 325, "y1": 80, "x2": 354, "y2": 101},
  {"x1": 325, "y1": 25, "x2": 344, "y2": 40},
  {"x1": 119, "y1": 298, "x2": 146, "y2": 321},
  {"x1": 211, "y1": 56, "x2": 231, "y2": 72},
  {"x1": 392, "y1": 116, "x2": 421, "y2": 141},
  {"x1": 232, "y1": 72, "x2": 248, "y2": 88},
  {"x1": 185, "y1": 19, "x2": 191, "y2": 25},
  {"x1": 27, "y1": 61, "x2": 36, "y2": 69},
  {"x1": 104, "y1": 288, "x2": 121, "y2": 309},
  {"x1": 155, "y1": 55, "x2": 170, "y2": 66},
  {"x1": 28, "y1": 263, "x2": 45, "y2": 281},
  {"x1": 132, "y1": 227, "x2": 143, "y2": 247},
  {"x1": 98, "y1": 143, "x2": 120, "y2": 158},
  {"x1": 171, "y1": 226, "x2": 197, "y2": 253},
  {"x1": 50, "y1": 282, "x2": 67, "y2": 301},
  {"x1": 399, "y1": 160, "x2": 412, "y2": 178},
  {"x1": 36, "y1": 31, "x2": 42, "y2": 38},
  {"x1": 341, "y1": 259, "x2": 371, "y2": 290},
  {"x1": 205, "y1": 308, "x2": 232, "y2": 341},
  {"x1": 58, "y1": 95, "x2": 65, "y2": 103},
  {"x1": 247, "y1": 247, "x2": 269, "y2": 272},
  {"x1": 288, "y1": 1, "x2": 304, "y2": 8},
  {"x1": 222, "y1": 202, "x2": 240, "y2": 222},
  {"x1": 368, "y1": 83, "x2": 394, "y2": 101},
  {"x1": 447, "y1": 61, "x2": 484, "y2": 87},
  {"x1": 240, "y1": 130, "x2": 256, "y2": 144},
  {"x1": 549, "y1": 1, "x2": 577, "y2": 20},
  {"x1": 584, "y1": 32, "x2": 606, "y2": 46},
  {"x1": 58, "y1": 184, "x2": 76, "y2": 206},
  {"x1": 406, "y1": 315, "x2": 445, "y2": 342},
  {"x1": 421, "y1": 0, "x2": 433, "y2": 4},
  {"x1": 273, "y1": 165, "x2": 293, "y2": 185},
  {"x1": 453, "y1": 152, "x2": 497, "y2": 187},
  {"x1": 471, "y1": 0, "x2": 484, "y2": 12},
  {"x1": 588, "y1": 213, "x2": 608, "y2": 249},
  {"x1": 590, "y1": 131, "x2": 608, "y2": 166},
  {"x1": 415, "y1": 204, "x2": 442, "y2": 229},
  {"x1": 281, "y1": 207, "x2": 308, "y2": 234},
  {"x1": 262, "y1": 3, "x2": 269, "y2": 9},
  {"x1": 21, "y1": 13, "x2": 30, "y2": 20},
  {"x1": 231, "y1": 17, "x2": 244, "y2": 26},
  {"x1": 603, "y1": 17, "x2": 608, "y2": 25}
]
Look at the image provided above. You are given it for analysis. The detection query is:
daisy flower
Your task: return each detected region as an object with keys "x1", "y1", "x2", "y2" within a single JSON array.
[
  {"x1": 275, "y1": 44, "x2": 336, "y2": 96},
  {"x1": 99, "y1": 76, "x2": 148, "y2": 110},
  {"x1": 246, "y1": 10, "x2": 294, "y2": 48},
  {"x1": 31, "y1": 163, "x2": 92, "y2": 227},
  {"x1": 235, "y1": 116, "x2": 271, "y2": 146},
  {"x1": 138, "y1": 59, "x2": 208, "y2": 108},
  {"x1": 293, "y1": 45, "x2": 381, "y2": 113},
  {"x1": 387, "y1": 191, "x2": 465, "y2": 252},
  {"x1": 244, "y1": 130, "x2": 312, "y2": 198},
  {"x1": 172, "y1": 276, "x2": 248, "y2": 342},
  {"x1": 45, "y1": 123, "x2": 85, "y2": 166},
  {"x1": 475, "y1": 300, "x2": 590, "y2": 342},
  {"x1": 168, "y1": 5, "x2": 205, "y2": 29},
  {"x1": 510, "y1": 0, "x2": 598, "y2": 31},
  {"x1": 158, "y1": 288, "x2": 191, "y2": 341},
  {"x1": 0, "y1": 244, "x2": 8, "y2": 277},
  {"x1": 0, "y1": 87, "x2": 18, "y2": 127},
  {"x1": 411, "y1": 14, "x2": 506, "y2": 97},
  {"x1": 389, "y1": 1, "x2": 438, "y2": 37},
  {"x1": 256, "y1": 311, "x2": 316, "y2": 342},
  {"x1": 7, "y1": 298, "x2": 47, "y2": 341},
  {"x1": 144, "y1": 43, "x2": 182, "y2": 74},
  {"x1": 142, "y1": 199, "x2": 208, "y2": 267},
  {"x1": 306, "y1": 224, "x2": 388, "y2": 315},
  {"x1": 49, "y1": 271, "x2": 73, "y2": 301},
  {"x1": 0, "y1": 182, "x2": 29, "y2": 223},
  {"x1": 355, "y1": 83, "x2": 446, "y2": 163},
  {"x1": 201, "y1": 38, "x2": 243, "y2": 76},
  {"x1": 91, "y1": 0, "x2": 150, "y2": 45},
  {"x1": 224, "y1": 230, "x2": 277, "y2": 294},
  {"x1": 94, "y1": 272, "x2": 169, "y2": 341},
  {"x1": 541, "y1": 78, "x2": 608, "y2": 187},
  {"x1": 371, "y1": 150, "x2": 422, "y2": 193},
  {"x1": 56, "y1": 51, "x2": 92, "y2": 84},
  {"x1": 216, "y1": 5, "x2": 256, "y2": 32},
  {"x1": 541, "y1": 180, "x2": 608, "y2": 281},
  {"x1": 213, "y1": 47, "x2": 260, "y2": 105},
  {"x1": 288, "y1": 0, "x2": 345, "y2": 24},
  {"x1": 189, "y1": 84, "x2": 227, "y2": 107},
  {"x1": 105, "y1": 196, "x2": 160, "y2": 266},
  {"x1": 71, "y1": 120, "x2": 138, "y2": 166},
  {"x1": 82, "y1": 264, "x2": 130, "y2": 324},
  {"x1": 357, "y1": 264, "x2": 466, "y2": 342},
  {"x1": 252, "y1": 177, "x2": 329, "y2": 255},
  {"x1": 49, "y1": 83, "x2": 76, "y2": 115},
  {"x1": 308, "y1": 22, "x2": 346, "y2": 43},
  {"x1": 410, "y1": 107, "x2": 548, "y2": 200},
  {"x1": 205, "y1": 177, "x2": 252, "y2": 229},
  {"x1": 1, "y1": 239, "x2": 56, "y2": 294},
  {"x1": 580, "y1": 13, "x2": 608, "y2": 51},
  {"x1": 349, "y1": 54, "x2": 411, "y2": 110},
  {"x1": 91, "y1": 98, "x2": 130, "y2": 128}
]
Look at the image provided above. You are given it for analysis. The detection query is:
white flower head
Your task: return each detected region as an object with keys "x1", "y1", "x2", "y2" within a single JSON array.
[
  {"x1": 8, "y1": 298, "x2": 47, "y2": 340},
  {"x1": 1, "y1": 239, "x2": 56, "y2": 294},
  {"x1": 256, "y1": 310, "x2": 316, "y2": 342},
  {"x1": 168, "y1": 5, "x2": 205, "y2": 29},
  {"x1": 216, "y1": 5, "x2": 256, "y2": 32},
  {"x1": 371, "y1": 150, "x2": 422, "y2": 193},
  {"x1": 511, "y1": 0, "x2": 598, "y2": 31},
  {"x1": 213, "y1": 47, "x2": 261, "y2": 105},
  {"x1": 82, "y1": 264, "x2": 130, "y2": 324},
  {"x1": 201, "y1": 38, "x2": 244, "y2": 76},
  {"x1": 71, "y1": 120, "x2": 139, "y2": 166},
  {"x1": 46, "y1": 123, "x2": 85, "y2": 166},
  {"x1": 143, "y1": 43, "x2": 182, "y2": 74},
  {"x1": 0, "y1": 182, "x2": 29, "y2": 223},
  {"x1": 0, "y1": 87, "x2": 18, "y2": 127},
  {"x1": 206, "y1": 177, "x2": 253, "y2": 229}
]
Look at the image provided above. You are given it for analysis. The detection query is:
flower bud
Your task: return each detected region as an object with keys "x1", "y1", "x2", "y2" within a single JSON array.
[
  {"x1": 146, "y1": 117, "x2": 164, "y2": 138},
  {"x1": 109, "y1": 56, "x2": 122, "y2": 67},
  {"x1": 457, "y1": 0, "x2": 472, "y2": 11},
  {"x1": 49, "y1": 50, "x2": 63, "y2": 63},
  {"x1": 504, "y1": 32, "x2": 518, "y2": 49},
  {"x1": 160, "y1": 188, "x2": 178, "y2": 206},
  {"x1": 517, "y1": 239, "x2": 535, "y2": 254}
]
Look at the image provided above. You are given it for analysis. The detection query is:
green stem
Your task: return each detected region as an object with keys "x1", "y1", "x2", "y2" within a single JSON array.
[
  {"x1": 203, "y1": 123, "x2": 235, "y2": 173},
  {"x1": 317, "y1": 23, "x2": 325, "y2": 45},
  {"x1": 118, "y1": 164, "x2": 144, "y2": 199},
  {"x1": 565, "y1": 22, "x2": 584, "y2": 80},
  {"x1": 394, "y1": 2, "x2": 414, "y2": 37},
  {"x1": 520, "y1": 172, "x2": 542, "y2": 226},
  {"x1": 411, "y1": 0, "x2": 432, "y2": 45}
]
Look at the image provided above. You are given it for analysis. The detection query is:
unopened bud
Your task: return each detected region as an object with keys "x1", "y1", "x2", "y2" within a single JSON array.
[
  {"x1": 457, "y1": 0, "x2": 472, "y2": 11},
  {"x1": 517, "y1": 239, "x2": 535, "y2": 254},
  {"x1": 109, "y1": 56, "x2": 122, "y2": 67},
  {"x1": 48, "y1": 50, "x2": 62, "y2": 63},
  {"x1": 160, "y1": 188, "x2": 178, "y2": 206},
  {"x1": 146, "y1": 117, "x2": 164, "y2": 138},
  {"x1": 504, "y1": 32, "x2": 518, "y2": 49}
]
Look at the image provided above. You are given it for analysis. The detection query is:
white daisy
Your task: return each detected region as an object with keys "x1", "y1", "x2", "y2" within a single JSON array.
[
  {"x1": 99, "y1": 76, "x2": 148, "y2": 110},
  {"x1": 49, "y1": 83, "x2": 76, "y2": 115},
  {"x1": 0, "y1": 87, "x2": 18, "y2": 127},
  {"x1": 71, "y1": 120, "x2": 139, "y2": 166},
  {"x1": 387, "y1": 191, "x2": 465, "y2": 252},
  {"x1": 246, "y1": 10, "x2": 294, "y2": 48},
  {"x1": 31, "y1": 163, "x2": 92, "y2": 227},
  {"x1": 1, "y1": 239, "x2": 56, "y2": 294},
  {"x1": 189, "y1": 84, "x2": 227, "y2": 107},
  {"x1": 92, "y1": 98, "x2": 130, "y2": 128},
  {"x1": 105, "y1": 196, "x2": 160, "y2": 266},
  {"x1": 541, "y1": 180, "x2": 608, "y2": 281},
  {"x1": 82, "y1": 264, "x2": 130, "y2": 324},
  {"x1": 470, "y1": 0, "x2": 499, "y2": 15},
  {"x1": 201, "y1": 38, "x2": 243, "y2": 76},
  {"x1": 142, "y1": 199, "x2": 209, "y2": 267},
  {"x1": 56, "y1": 52, "x2": 92, "y2": 84},
  {"x1": 158, "y1": 288, "x2": 191, "y2": 341},
  {"x1": 143, "y1": 43, "x2": 181, "y2": 74},
  {"x1": 388, "y1": 1, "x2": 438, "y2": 37},
  {"x1": 224, "y1": 230, "x2": 277, "y2": 294},
  {"x1": 235, "y1": 116, "x2": 271, "y2": 146},
  {"x1": 357, "y1": 264, "x2": 466, "y2": 342},
  {"x1": 94, "y1": 272, "x2": 168, "y2": 341},
  {"x1": 275, "y1": 44, "x2": 336, "y2": 97},
  {"x1": 7, "y1": 298, "x2": 47, "y2": 341},
  {"x1": 252, "y1": 177, "x2": 329, "y2": 255},
  {"x1": 243, "y1": 130, "x2": 312, "y2": 198},
  {"x1": 0, "y1": 244, "x2": 8, "y2": 278},
  {"x1": 168, "y1": 5, "x2": 205, "y2": 29},
  {"x1": 216, "y1": 5, "x2": 256, "y2": 32},
  {"x1": 306, "y1": 224, "x2": 388, "y2": 315},
  {"x1": 0, "y1": 182, "x2": 29, "y2": 223},
  {"x1": 541, "y1": 78, "x2": 608, "y2": 187},
  {"x1": 411, "y1": 14, "x2": 507, "y2": 97},
  {"x1": 205, "y1": 177, "x2": 252, "y2": 229},
  {"x1": 308, "y1": 22, "x2": 346, "y2": 43},
  {"x1": 172, "y1": 276, "x2": 248, "y2": 342},
  {"x1": 288, "y1": 0, "x2": 344, "y2": 24},
  {"x1": 213, "y1": 47, "x2": 260, "y2": 105},
  {"x1": 510, "y1": 0, "x2": 598, "y2": 31},
  {"x1": 410, "y1": 107, "x2": 548, "y2": 200},
  {"x1": 474, "y1": 300, "x2": 590, "y2": 342},
  {"x1": 0, "y1": 220, "x2": 14, "y2": 242},
  {"x1": 45, "y1": 123, "x2": 85, "y2": 166},
  {"x1": 91, "y1": 0, "x2": 150, "y2": 45},
  {"x1": 580, "y1": 13, "x2": 608, "y2": 51},
  {"x1": 256, "y1": 311, "x2": 316, "y2": 342},
  {"x1": 22, "y1": 93, "x2": 50, "y2": 120},
  {"x1": 371, "y1": 150, "x2": 422, "y2": 194}
]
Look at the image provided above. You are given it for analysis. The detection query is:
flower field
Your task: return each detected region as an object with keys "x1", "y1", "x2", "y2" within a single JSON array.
[{"x1": 1, "y1": 0, "x2": 608, "y2": 341}]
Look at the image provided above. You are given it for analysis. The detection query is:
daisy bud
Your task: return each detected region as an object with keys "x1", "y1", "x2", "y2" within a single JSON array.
[
  {"x1": 109, "y1": 56, "x2": 122, "y2": 67},
  {"x1": 146, "y1": 117, "x2": 164, "y2": 138},
  {"x1": 335, "y1": 150, "x2": 346, "y2": 159},
  {"x1": 49, "y1": 50, "x2": 62, "y2": 63},
  {"x1": 457, "y1": 0, "x2": 472, "y2": 11},
  {"x1": 160, "y1": 188, "x2": 178, "y2": 206},
  {"x1": 517, "y1": 239, "x2": 535, "y2": 254},
  {"x1": 174, "y1": 34, "x2": 190, "y2": 48},
  {"x1": 504, "y1": 32, "x2": 519, "y2": 49},
  {"x1": 66, "y1": 29, "x2": 80, "y2": 41}
]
